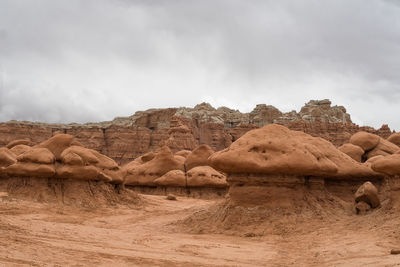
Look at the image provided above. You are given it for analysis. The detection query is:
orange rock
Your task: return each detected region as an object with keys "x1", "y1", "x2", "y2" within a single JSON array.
[
  {"x1": 61, "y1": 146, "x2": 99, "y2": 165},
  {"x1": 124, "y1": 146, "x2": 184, "y2": 186},
  {"x1": 5, "y1": 162, "x2": 55, "y2": 177},
  {"x1": 354, "y1": 181, "x2": 380, "y2": 208},
  {"x1": 140, "y1": 152, "x2": 156, "y2": 163},
  {"x1": 17, "y1": 148, "x2": 55, "y2": 164},
  {"x1": 35, "y1": 134, "x2": 75, "y2": 160},
  {"x1": 9, "y1": 144, "x2": 32, "y2": 156},
  {"x1": 365, "y1": 138, "x2": 399, "y2": 160},
  {"x1": 371, "y1": 154, "x2": 400, "y2": 175},
  {"x1": 338, "y1": 144, "x2": 364, "y2": 162},
  {"x1": 56, "y1": 165, "x2": 107, "y2": 181},
  {"x1": 0, "y1": 148, "x2": 16, "y2": 167},
  {"x1": 62, "y1": 152, "x2": 84, "y2": 166},
  {"x1": 175, "y1": 150, "x2": 192, "y2": 159},
  {"x1": 154, "y1": 170, "x2": 186, "y2": 187},
  {"x1": 185, "y1": 145, "x2": 215, "y2": 170},
  {"x1": 6, "y1": 139, "x2": 32, "y2": 149},
  {"x1": 210, "y1": 124, "x2": 380, "y2": 178},
  {"x1": 350, "y1": 132, "x2": 380, "y2": 151},
  {"x1": 187, "y1": 166, "x2": 227, "y2": 188},
  {"x1": 387, "y1": 133, "x2": 400, "y2": 146}
]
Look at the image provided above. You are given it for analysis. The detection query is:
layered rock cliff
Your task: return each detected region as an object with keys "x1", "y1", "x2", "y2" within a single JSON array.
[{"x1": 0, "y1": 99, "x2": 393, "y2": 164}]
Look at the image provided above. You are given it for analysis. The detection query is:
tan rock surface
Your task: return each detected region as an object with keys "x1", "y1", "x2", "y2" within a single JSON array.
[
  {"x1": 124, "y1": 146, "x2": 185, "y2": 186},
  {"x1": 17, "y1": 148, "x2": 55, "y2": 164},
  {"x1": 6, "y1": 139, "x2": 32, "y2": 149},
  {"x1": 354, "y1": 181, "x2": 380, "y2": 208},
  {"x1": 185, "y1": 145, "x2": 215, "y2": 171},
  {"x1": 0, "y1": 148, "x2": 16, "y2": 167},
  {"x1": 9, "y1": 144, "x2": 32, "y2": 156},
  {"x1": 210, "y1": 124, "x2": 379, "y2": 178},
  {"x1": 350, "y1": 132, "x2": 380, "y2": 151},
  {"x1": 187, "y1": 166, "x2": 227, "y2": 188},
  {"x1": 338, "y1": 144, "x2": 364, "y2": 162},
  {"x1": 154, "y1": 170, "x2": 186, "y2": 187}
]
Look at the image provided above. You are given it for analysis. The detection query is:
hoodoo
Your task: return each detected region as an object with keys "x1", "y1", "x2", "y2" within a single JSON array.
[{"x1": 209, "y1": 124, "x2": 383, "y2": 206}]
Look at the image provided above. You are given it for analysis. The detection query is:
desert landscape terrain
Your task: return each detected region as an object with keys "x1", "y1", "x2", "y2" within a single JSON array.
[{"x1": 1, "y1": 100, "x2": 400, "y2": 266}]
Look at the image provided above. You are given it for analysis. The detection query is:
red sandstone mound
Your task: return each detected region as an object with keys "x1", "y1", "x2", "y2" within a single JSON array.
[
  {"x1": 187, "y1": 166, "x2": 227, "y2": 188},
  {"x1": 175, "y1": 150, "x2": 192, "y2": 159},
  {"x1": 6, "y1": 139, "x2": 33, "y2": 149},
  {"x1": 1, "y1": 134, "x2": 123, "y2": 183},
  {"x1": 185, "y1": 145, "x2": 215, "y2": 171},
  {"x1": 34, "y1": 134, "x2": 75, "y2": 160},
  {"x1": 209, "y1": 124, "x2": 380, "y2": 178},
  {"x1": 154, "y1": 170, "x2": 186, "y2": 187},
  {"x1": 124, "y1": 146, "x2": 184, "y2": 186},
  {"x1": 338, "y1": 144, "x2": 364, "y2": 162},
  {"x1": 349, "y1": 131, "x2": 400, "y2": 160},
  {"x1": 387, "y1": 133, "x2": 400, "y2": 146},
  {"x1": 371, "y1": 154, "x2": 400, "y2": 175},
  {"x1": 9, "y1": 144, "x2": 32, "y2": 156},
  {"x1": 0, "y1": 147, "x2": 16, "y2": 168}
]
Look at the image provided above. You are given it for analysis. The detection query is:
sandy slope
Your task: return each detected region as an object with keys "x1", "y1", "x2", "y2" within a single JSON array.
[{"x1": 1, "y1": 194, "x2": 400, "y2": 266}]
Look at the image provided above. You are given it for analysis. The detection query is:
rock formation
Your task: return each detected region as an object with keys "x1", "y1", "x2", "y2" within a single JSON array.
[
  {"x1": 0, "y1": 100, "x2": 394, "y2": 165},
  {"x1": 0, "y1": 134, "x2": 123, "y2": 183},
  {"x1": 209, "y1": 124, "x2": 382, "y2": 206},
  {"x1": 354, "y1": 181, "x2": 380, "y2": 209}
]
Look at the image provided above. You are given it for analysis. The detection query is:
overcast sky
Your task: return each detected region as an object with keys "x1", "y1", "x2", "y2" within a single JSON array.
[{"x1": 0, "y1": 0, "x2": 399, "y2": 129}]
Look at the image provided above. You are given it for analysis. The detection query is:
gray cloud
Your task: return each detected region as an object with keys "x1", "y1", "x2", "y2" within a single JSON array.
[{"x1": 0, "y1": 0, "x2": 399, "y2": 129}]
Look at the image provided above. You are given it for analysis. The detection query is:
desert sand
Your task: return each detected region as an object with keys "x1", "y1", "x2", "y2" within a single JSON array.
[{"x1": 1, "y1": 191, "x2": 400, "y2": 267}]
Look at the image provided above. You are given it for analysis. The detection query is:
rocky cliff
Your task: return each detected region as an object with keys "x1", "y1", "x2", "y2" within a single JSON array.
[{"x1": 0, "y1": 99, "x2": 393, "y2": 164}]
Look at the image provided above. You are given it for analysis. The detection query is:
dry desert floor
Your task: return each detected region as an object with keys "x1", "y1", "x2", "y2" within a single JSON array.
[{"x1": 1, "y1": 193, "x2": 400, "y2": 266}]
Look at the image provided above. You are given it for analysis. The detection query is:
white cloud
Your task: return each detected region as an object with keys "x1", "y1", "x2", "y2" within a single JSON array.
[{"x1": 0, "y1": 0, "x2": 399, "y2": 129}]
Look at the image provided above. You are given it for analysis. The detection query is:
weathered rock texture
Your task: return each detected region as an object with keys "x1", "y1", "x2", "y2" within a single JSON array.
[
  {"x1": 209, "y1": 124, "x2": 383, "y2": 206},
  {"x1": 0, "y1": 100, "x2": 394, "y2": 164}
]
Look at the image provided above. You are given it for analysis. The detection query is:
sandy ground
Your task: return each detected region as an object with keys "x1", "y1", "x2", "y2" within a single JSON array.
[{"x1": 1, "y1": 194, "x2": 400, "y2": 266}]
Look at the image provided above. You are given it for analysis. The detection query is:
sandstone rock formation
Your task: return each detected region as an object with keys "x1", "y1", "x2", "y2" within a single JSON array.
[
  {"x1": 0, "y1": 100, "x2": 394, "y2": 165},
  {"x1": 349, "y1": 132, "x2": 400, "y2": 161},
  {"x1": 210, "y1": 124, "x2": 379, "y2": 178},
  {"x1": 186, "y1": 166, "x2": 227, "y2": 188},
  {"x1": 123, "y1": 146, "x2": 185, "y2": 186},
  {"x1": 209, "y1": 124, "x2": 382, "y2": 206},
  {"x1": 1, "y1": 134, "x2": 123, "y2": 183},
  {"x1": 338, "y1": 144, "x2": 364, "y2": 162},
  {"x1": 354, "y1": 181, "x2": 380, "y2": 208},
  {"x1": 387, "y1": 133, "x2": 400, "y2": 146},
  {"x1": 371, "y1": 154, "x2": 400, "y2": 175},
  {"x1": 184, "y1": 145, "x2": 215, "y2": 171},
  {"x1": 154, "y1": 170, "x2": 186, "y2": 187}
]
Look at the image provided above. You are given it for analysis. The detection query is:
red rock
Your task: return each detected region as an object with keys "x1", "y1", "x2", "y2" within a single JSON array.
[
  {"x1": 9, "y1": 144, "x2": 32, "y2": 156},
  {"x1": 6, "y1": 162, "x2": 55, "y2": 177},
  {"x1": 187, "y1": 166, "x2": 227, "y2": 188},
  {"x1": 124, "y1": 146, "x2": 185, "y2": 186},
  {"x1": 154, "y1": 170, "x2": 186, "y2": 187},
  {"x1": 17, "y1": 148, "x2": 55, "y2": 164},
  {"x1": 6, "y1": 139, "x2": 32, "y2": 149},
  {"x1": 387, "y1": 133, "x2": 400, "y2": 146},
  {"x1": 185, "y1": 145, "x2": 215, "y2": 171},
  {"x1": 35, "y1": 134, "x2": 75, "y2": 160},
  {"x1": 56, "y1": 165, "x2": 108, "y2": 181},
  {"x1": 210, "y1": 124, "x2": 379, "y2": 178},
  {"x1": 350, "y1": 132, "x2": 380, "y2": 151},
  {"x1": 61, "y1": 146, "x2": 99, "y2": 165},
  {"x1": 371, "y1": 154, "x2": 400, "y2": 175},
  {"x1": 175, "y1": 150, "x2": 192, "y2": 158},
  {"x1": 354, "y1": 181, "x2": 380, "y2": 208},
  {"x1": 62, "y1": 152, "x2": 84, "y2": 166},
  {"x1": 338, "y1": 144, "x2": 364, "y2": 162},
  {"x1": 0, "y1": 148, "x2": 16, "y2": 167}
]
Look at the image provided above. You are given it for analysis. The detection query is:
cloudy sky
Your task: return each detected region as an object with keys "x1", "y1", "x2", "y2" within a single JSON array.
[{"x1": 0, "y1": 0, "x2": 399, "y2": 129}]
